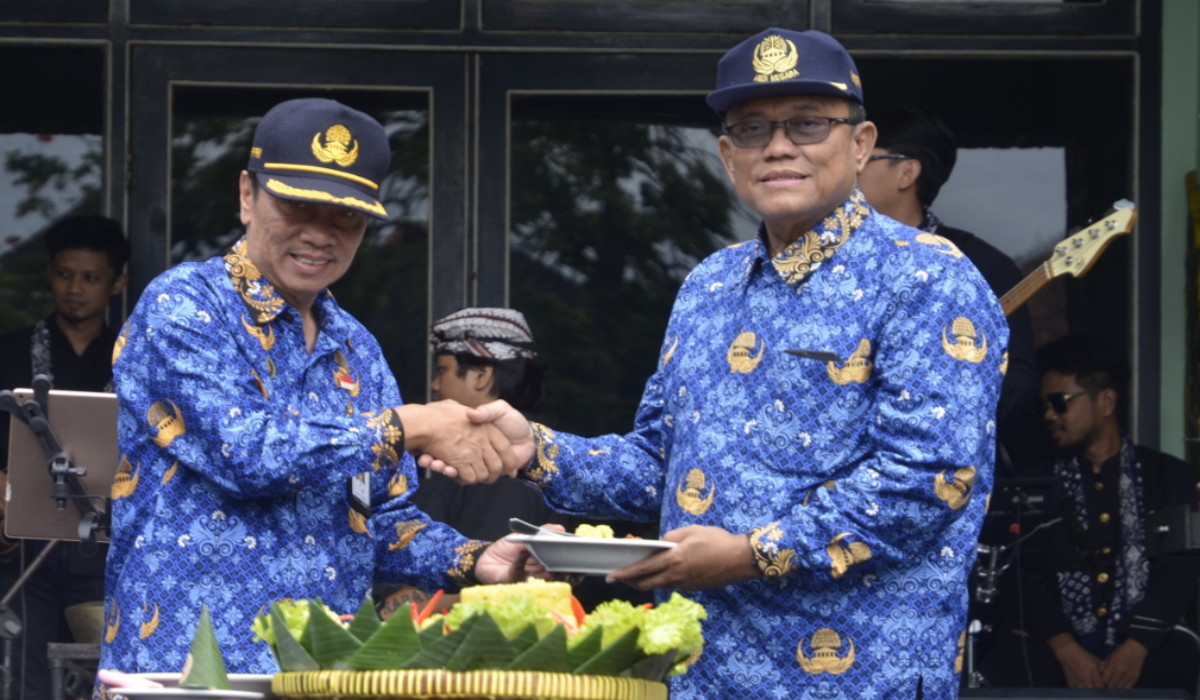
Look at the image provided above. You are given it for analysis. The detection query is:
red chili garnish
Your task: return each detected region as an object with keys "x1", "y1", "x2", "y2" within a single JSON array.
[
  {"x1": 415, "y1": 589, "x2": 444, "y2": 626},
  {"x1": 339, "y1": 614, "x2": 355, "y2": 622},
  {"x1": 569, "y1": 595, "x2": 586, "y2": 627}
]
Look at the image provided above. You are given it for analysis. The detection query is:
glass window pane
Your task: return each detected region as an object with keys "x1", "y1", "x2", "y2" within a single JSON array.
[
  {"x1": 510, "y1": 100, "x2": 744, "y2": 436},
  {"x1": 0, "y1": 46, "x2": 105, "y2": 333},
  {"x1": 170, "y1": 89, "x2": 430, "y2": 402}
]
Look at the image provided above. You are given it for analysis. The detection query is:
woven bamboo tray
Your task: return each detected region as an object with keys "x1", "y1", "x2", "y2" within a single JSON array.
[{"x1": 272, "y1": 670, "x2": 667, "y2": 700}]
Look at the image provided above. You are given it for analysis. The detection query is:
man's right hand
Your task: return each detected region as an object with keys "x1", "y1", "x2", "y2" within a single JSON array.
[
  {"x1": 403, "y1": 400, "x2": 530, "y2": 484},
  {"x1": 1048, "y1": 634, "x2": 1104, "y2": 688}
]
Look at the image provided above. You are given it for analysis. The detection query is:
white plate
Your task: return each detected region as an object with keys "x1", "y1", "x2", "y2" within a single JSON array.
[
  {"x1": 113, "y1": 689, "x2": 263, "y2": 700},
  {"x1": 507, "y1": 533, "x2": 675, "y2": 575}
]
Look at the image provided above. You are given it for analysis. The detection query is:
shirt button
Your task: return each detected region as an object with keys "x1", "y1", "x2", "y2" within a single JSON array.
[
  {"x1": 1097, "y1": 607, "x2": 1108, "y2": 617},
  {"x1": 1099, "y1": 513, "x2": 1111, "y2": 524},
  {"x1": 1097, "y1": 572, "x2": 1109, "y2": 583}
]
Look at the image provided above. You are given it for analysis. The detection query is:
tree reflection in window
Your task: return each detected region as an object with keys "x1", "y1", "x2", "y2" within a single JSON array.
[{"x1": 511, "y1": 119, "x2": 740, "y2": 435}]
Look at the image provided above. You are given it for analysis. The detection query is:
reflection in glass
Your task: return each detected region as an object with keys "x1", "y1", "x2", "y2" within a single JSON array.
[
  {"x1": 0, "y1": 133, "x2": 104, "y2": 332},
  {"x1": 510, "y1": 118, "x2": 742, "y2": 436},
  {"x1": 170, "y1": 98, "x2": 430, "y2": 401}
]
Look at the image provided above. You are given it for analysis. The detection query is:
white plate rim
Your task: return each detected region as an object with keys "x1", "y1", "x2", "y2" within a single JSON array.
[{"x1": 505, "y1": 534, "x2": 676, "y2": 549}]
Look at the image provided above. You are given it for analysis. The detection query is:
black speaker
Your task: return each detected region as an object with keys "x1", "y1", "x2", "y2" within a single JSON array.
[{"x1": 961, "y1": 689, "x2": 1189, "y2": 699}]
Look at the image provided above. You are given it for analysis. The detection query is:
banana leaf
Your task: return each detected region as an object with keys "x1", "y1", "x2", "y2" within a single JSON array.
[
  {"x1": 403, "y1": 614, "x2": 479, "y2": 669},
  {"x1": 567, "y1": 625, "x2": 604, "y2": 671},
  {"x1": 622, "y1": 649, "x2": 678, "y2": 681},
  {"x1": 345, "y1": 608, "x2": 424, "y2": 670},
  {"x1": 444, "y1": 613, "x2": 518, "y2": 671},
  {"x1": 270, "y1": 604, "x2": 319, "y2": 672},
  {"x1": 573, "y1": 627, "x2": 640, "y2": 676},
  {"x1": 179, "y1": 605, "x2": 231, "y2": 690},
  {"x1": 507, "y1": 625, "x2": 570, "y2": 673},
  {"x1": 418, "y1": 620, "x2": 444, "y2": 647},
  {"x1": 508, "y1": 624, "x2": 539, "y2": 655},
  {"x1": 347, "y1": 598, "x2": 380, "y2": 643},
  {"x1": 306, "y1": 599, "x2": 363, "y2": 669}
]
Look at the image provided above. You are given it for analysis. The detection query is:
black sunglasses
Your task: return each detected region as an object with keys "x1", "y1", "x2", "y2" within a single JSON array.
[{"x1": 1036, "y1": 391, "x2": 1087, "y2": 415}]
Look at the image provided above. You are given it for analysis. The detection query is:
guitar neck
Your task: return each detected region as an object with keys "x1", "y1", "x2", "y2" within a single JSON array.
[{"x1": 999, "y1": 261, "x2": 1053, "y2": 317}]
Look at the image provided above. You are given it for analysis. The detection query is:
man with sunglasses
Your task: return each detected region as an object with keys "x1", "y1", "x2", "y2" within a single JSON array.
[
  {"x1": 474, "y1": 28, "x2": 1008, "y2": 698},
  {"x1": 980, "y1": 335, "x2": 1199, "y2": 693},
  {"x1": 858, "y1": 107, "x2": 1046, "y2": 477}
]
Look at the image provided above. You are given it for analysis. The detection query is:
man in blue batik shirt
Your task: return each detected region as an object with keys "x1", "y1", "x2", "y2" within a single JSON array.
[
  {"x1": 98, "y1": 98, "x2": 537, "y2": 688},
  {"x1": 477, "y1": 28, "x2": 1008, "y2": 698}
]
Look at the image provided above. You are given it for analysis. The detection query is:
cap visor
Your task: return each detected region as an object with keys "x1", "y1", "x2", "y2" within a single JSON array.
[
  {"x1": 706, "y1": 80, "x2": 861, "y2": 114},
  {"x1": 254, "y1": 172, "x2": 390, "y2": 221}
]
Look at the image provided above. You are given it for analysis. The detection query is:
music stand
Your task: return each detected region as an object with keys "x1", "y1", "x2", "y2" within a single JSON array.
[{"x1": 0, "y1": 376, "x2": 116, "y2": 700}]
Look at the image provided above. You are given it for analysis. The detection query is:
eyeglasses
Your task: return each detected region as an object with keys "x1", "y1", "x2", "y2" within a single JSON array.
[
  {"x1": 867, "y1": 154, "x2": 913, "y2": 163},
  {"x1": 722, "y1": 116, "x2": 860, "y2": 149},
  {"x1": 1036, "y1": 391, "x2": 1087, "y2": 415}
]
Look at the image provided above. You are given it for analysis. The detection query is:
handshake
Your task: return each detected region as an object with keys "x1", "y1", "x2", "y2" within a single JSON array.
[{"x1": 399, "y1": 399, "x2": 537, "y2": 485}]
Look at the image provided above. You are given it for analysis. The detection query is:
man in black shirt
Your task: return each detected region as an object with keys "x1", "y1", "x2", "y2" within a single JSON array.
[
  {"x1": 980, "y1": 335, "x2": 1200, "y2": 693},
  {"x1": 0, "y1": 215, "x2": 129, "y2": 700}
]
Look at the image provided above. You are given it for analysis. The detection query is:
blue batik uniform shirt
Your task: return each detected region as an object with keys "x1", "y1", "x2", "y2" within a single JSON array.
[
  {"x1": 100, "y1": 239, "x2": 487, "y2": 676},
  {"x1": 525, "y1": 190, "x2": 1008, "y2": 699}
]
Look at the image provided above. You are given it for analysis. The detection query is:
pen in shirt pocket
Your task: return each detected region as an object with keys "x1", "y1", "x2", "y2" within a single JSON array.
[{"x1": 784, "y1": 348, "x2": 841, "y2": 363}]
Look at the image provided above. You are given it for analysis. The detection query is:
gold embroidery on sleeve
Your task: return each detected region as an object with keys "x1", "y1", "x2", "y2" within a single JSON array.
[
  {"x1": 934, "y1": 466, "x2": 976, "y2": 510},
  {"x1": 448, "y1": 539, "x2": 490, "y2": 587},
  {"x1": 388, "y1": 520, "x2": 427, "y2": 552},
  {"x1": 528, "y1": 423, "x2": 560, "y2": 483},
  {"x1": 749, "y1": 521, "x2": 796, "y2": 579},
  {"x1": 827, "y1": 533, "x2": 872, "y2": 579}
]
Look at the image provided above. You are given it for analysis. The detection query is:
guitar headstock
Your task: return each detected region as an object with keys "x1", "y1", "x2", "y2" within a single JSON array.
[{"x1": 1046, "y1": 200, "x2": 1137, "y2": 280}]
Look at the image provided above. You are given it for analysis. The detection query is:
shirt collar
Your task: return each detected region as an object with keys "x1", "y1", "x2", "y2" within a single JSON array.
[{"x1": 759, "y1": 188, "x2": 871, "y2": 287}]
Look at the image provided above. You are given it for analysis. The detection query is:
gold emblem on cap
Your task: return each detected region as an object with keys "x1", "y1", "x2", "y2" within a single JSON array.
[
  {"x1": 250, "y1": 147, "x2": 263, "y2": 159},
  {"x1": 311, "y1": 124, "x2": 360, "y2": 167},
  {"x1": 752, "y1": 34, "x2": 800, "y2": 83}
]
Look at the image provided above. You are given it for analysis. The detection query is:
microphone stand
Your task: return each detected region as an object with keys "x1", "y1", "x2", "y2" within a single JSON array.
[
  {"x1": 0, "y1": 375, "x2": 110, "y2": 700},
  {"x1": 965, "y1": 515, "x2": 1064, "y2": 689}
]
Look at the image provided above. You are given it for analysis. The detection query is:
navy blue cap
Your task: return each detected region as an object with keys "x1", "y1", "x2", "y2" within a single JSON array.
[
  {"x1": 706, "y1": 29, "x2": 863, "y2": 114},
  {"x1": 247, "y1": 98, "x2": 391, "y2": 220}
]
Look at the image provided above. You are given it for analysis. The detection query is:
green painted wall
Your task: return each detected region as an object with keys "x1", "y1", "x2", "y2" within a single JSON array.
[{"x1": 1159, "y1": 0, "x2": 1200, "y2": 458}]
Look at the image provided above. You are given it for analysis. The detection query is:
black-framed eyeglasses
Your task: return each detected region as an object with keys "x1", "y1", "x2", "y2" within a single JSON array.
[
  {"x1": 722, "y1": 116, "x2": 861, "y2": 149},
  {"x1": 867, "y1": 153, "x2": 913, "y2": 163},
  {"x1": 1036, "y1": 391, "x2": 1087, "y2": 415}
]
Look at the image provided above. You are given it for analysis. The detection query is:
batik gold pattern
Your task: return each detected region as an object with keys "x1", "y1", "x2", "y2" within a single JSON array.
[
  {"x1": 147, "y1": 400, "x2": 185, "y2": 448},
  {"x1": 1000, "y1": 351, "x2": 1009, "y2": 376},
  {"x1": 250, "y1": 368, "x2": 269, "y2": 400},
  {"x1": 139, "y1": 603, "x2": 160, "y2": 639},
  {"x1": 112, "y1": 454, "x2": 140, "y2": 499},
  {"x1": 942, "y1": 317, "x2": 988, "y2": 363},
  {"x1": 934, "y1": 466, "x2": 976, "y2": 510},
  {"x1": 448, "y1": 540, "x2": 489, "y2": 587},
  {"x1": 112, "y1": 328, "x2": 128, "y2": 365},
  {"x1": 675, "y1": 468, "x2": 716, "y2": 516},
  {"x1": 801, "y1": 480, "x2": 836, "y2": 507},
  {"x1": 104, "y1": 601, "x2": 120, "y2": 643},
  {"x1": 797, "y1": 628, "x2": 856, "y2": 675},
  {"x1": 661, "y1": 336, "x2": 679, "y2": 368},
  {"x1": 914, "y1": 233, "x2": 964, "y2": 258},
  {"x1": 162, "y1": 461, "x2": 178, "y2": 486},
  {"x1": 388, "y1": 520, "x2": 427, "y2": 552},
  {"x1": 528, "y1": 423, "x2": 561, "y2": 483},
  {"x1": 387, "y1": 472, "x2": 408, "y2": 497},
  {"x1": 826, "y1": 338, "x2": 872, "y2": 385},
  {"x1": 348, "y1": 509, "x2": 371, "y2": 536},
  {"x1": 955, "y1": 629, "x2": 966, "y2": 673},
  {"x1": 771, "y1": 191, "x2": 868, "y2": 286},
  {"x1": 749, "y1": 522, "x2": 796, "y2": 579},
  {"x1": 367, "y1": 409, "x2": 403, "y2": 471},
  {"x1": 726, "y1": 331, "x2": 765, "y2": 374},
  {"x1": 827, "y1": 533, "x2": 872, "y2": 579},
  {"x1": 242, "y1": 315, "x2": 276, "y2": 351},
  {"x1": 225, "y1": 239, "x2": 285, "y2": 324}
]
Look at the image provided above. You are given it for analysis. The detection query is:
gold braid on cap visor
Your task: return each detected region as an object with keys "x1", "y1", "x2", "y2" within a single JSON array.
[{"x1": 264, "y1": 179, "x2": 387, "y2": 217}]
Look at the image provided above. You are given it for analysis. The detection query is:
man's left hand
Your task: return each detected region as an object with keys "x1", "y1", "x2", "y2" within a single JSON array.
[
  {"x1": 473, "y1": 524, "x2": 562, "y2": 584},
  {"x1": 1100, "y1": 638, "x2": 1148, "y2": 688},
  {"x1": 606, "y1": 525, "x2": 758, "y2": 591}
]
